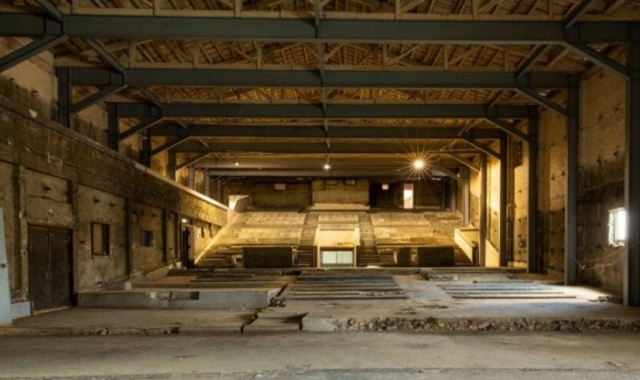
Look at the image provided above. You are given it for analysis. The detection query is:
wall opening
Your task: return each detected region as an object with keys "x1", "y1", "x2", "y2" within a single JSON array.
[{"x1": 608, "y1": 208, "x2": 626, "y2": 247}]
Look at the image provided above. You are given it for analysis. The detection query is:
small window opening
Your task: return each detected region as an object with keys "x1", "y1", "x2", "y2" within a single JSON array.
[
  {"x1": 141, "y1": 230, "x2": 154, "y2": 247},
  {"x1": 609, "y1": 208, "x2": 626, "y2": 247},
  {"x1": 91, "y1": 223, "x2": 110, "y2": 256}
]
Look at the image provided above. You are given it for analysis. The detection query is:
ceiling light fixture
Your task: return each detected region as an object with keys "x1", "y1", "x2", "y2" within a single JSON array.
[{"x1": 413, "y1": 159, "x2": 425, "y2": 170}]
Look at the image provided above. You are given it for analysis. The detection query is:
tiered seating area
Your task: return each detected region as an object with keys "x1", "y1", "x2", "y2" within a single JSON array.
[
  {"x1": 197, "y1": 212, "x2": 306, "y2": 268},
  {"x1": 198, "y1": 210, "x2": 469, "y2": 269},
  {"x1": 227, "y1": 212, "x2": 305, "y2": 246},
  {"x1": 371, "y1": 211, "x2": 463, "y2": 246},
  {"x1": 317, "y1": 213, "x2": 360, "y2": 224}
]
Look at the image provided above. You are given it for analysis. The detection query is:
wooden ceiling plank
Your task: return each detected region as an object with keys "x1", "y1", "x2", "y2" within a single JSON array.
[{"x1": 603, "y1": 0, "x2": 627, "y2": 15}]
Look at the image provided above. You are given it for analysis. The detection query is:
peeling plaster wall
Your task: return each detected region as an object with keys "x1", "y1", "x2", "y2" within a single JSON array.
[{"x1": 577, "y1": 69, "x2": 626, "y2": 295}]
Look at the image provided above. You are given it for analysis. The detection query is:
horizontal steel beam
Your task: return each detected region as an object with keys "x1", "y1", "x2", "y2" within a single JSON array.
[
  {"x1": 62, "y1": 67, "x2": 573, "y2": 89},
  {"x1": 175, "y1": 142, "x2": 481, "y2": 154},
  {"x1": 113, "y1": 103, "x2": 537, "y2": 119},
  {"x1": 0, "y1": 13, "x2": 635, "y2": 44},
  {"x1": 149, "y1": 124, "x2": 503, "y2": 140},
  {"x1": 200, "y1": 168, "x2": 449, "y2": 177}
]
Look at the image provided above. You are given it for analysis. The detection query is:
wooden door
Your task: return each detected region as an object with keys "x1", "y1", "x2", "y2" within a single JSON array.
[{"x1": 28, "y1": 226, "x2": 72, "y2": 312}]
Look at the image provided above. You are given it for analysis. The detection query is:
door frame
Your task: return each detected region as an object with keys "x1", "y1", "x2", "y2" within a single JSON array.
[{"x1": 27, "y1": 224, "x2": 75, "y2": 311}]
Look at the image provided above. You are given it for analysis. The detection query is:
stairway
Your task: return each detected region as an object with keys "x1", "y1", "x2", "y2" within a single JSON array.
[
  {"x1": 195, "y1": 214, "x2": 248, "y2": 269},
  {"x1": 453, "y1": 247, "x2": 473, "y2": 266},
  {"x1": 295, "y1": 213, "x2": 318, "y2": 267},
  {"x1": 357, "y1": 214, "x2": 394, "y2": 267}
]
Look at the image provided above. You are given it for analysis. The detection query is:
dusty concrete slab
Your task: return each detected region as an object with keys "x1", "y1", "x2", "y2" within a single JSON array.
[
  {"x1": 4, "y1": 274, "x2": 640, "y2": 336},
  {"x1": 78, "y1": 288, "x2": 281, "y2": 309},
  {"x1": 0, "y1": 308, "x2": 255, "y2": 336}
]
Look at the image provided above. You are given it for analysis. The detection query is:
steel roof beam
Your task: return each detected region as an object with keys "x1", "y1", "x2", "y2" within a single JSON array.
[
  {"x1": 174, "y1": 142, "x2": 481, "y2": 154},
  {"x1": 113, "y1": 103, "x2": 537, "y2": 119},
  {"x1": 0, "y1": 13, "x2": 635, "y2": 44},
  {"x1": 62, "y1": 67, "x2": 573, "y2": 90},
  {"x1": 149, "y1": 124, "x2": 504, "y2": 139}
]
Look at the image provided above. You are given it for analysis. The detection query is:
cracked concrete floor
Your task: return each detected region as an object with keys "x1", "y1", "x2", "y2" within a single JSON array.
[{"x1": 1, "y1": 332, "x2": 640, "y2": 379}]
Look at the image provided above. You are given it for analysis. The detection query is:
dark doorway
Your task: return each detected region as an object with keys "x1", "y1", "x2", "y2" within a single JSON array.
[
  {"x1": 181, "y1": 227, "x2": 193, "y2": 268},
  {"x1": 27, "y1": 226, "x2": 73, "y2": 312}
]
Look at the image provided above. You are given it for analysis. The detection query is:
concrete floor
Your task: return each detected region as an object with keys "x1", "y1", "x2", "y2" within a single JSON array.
[
  {"x1": 1, "y1": 332, "x2": 640, "y2": 379},
  {"x1": 3, "y1": 274, "x2": 640, "y2": 335}
]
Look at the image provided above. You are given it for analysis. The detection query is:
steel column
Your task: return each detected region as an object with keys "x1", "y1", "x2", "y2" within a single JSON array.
[
  {"x1": 462, "y1": 167, "x2": 470, "y2": 226},
  {"x1": 56, "y1": 67, "x2": 71, "y2": 128},
  {"x1": 188, "y1": 166, "x2": 196, "y2": 190},
  {"x1": 167, "y1": 148, "x2": 177, "y2": 181},
  {"x1": 625, "y1": 40, "x2": 640, "y2": 306},
  {"x1": 528, "y1": 114, "x2": 540, "y2": 273},
  {"x1": 139, "y1": 130, "x2": 152, "y2": 168},
  {"x1": 107, "y1": 103, "x2": 119, "y2": 151},
  {"x1": 204, "y1": 171, "x2": 211, "y2": 197},
  {"x1": 479, "y1": 154, "x2": 488, "y2": 266},
  {"x1": 565, "y1": 74, "x2": 579, "y2": 286},
  {"x1": 500, "y1": 132, "x2": 509, "y2": 267}
]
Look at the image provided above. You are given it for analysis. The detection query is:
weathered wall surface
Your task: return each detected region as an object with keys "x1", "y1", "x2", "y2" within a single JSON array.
[
  {"x1": 0, "y1": 95, "x2": 227, "y2": 301},
  {"x1": 370, "y1": 181, "x2": 403, "y2": 208},
  {"x1": 224, "y1": 181, "x2": 312, "y2": 209},
  {"x1": 577, "y1": 69, "x2": 626, "y2": 295},
  {"x1": 415, "y1": 179, "x2": 446, "y2": 208},
  {"x1": 538, "y1": 104, "x2": 567, "y2": 276},
  {"x1": 76, "y1": 186, "x2": 128, "y2": 291},
  {"x1": 312, "y1": 179, "x2": 369, "y2": 205}
]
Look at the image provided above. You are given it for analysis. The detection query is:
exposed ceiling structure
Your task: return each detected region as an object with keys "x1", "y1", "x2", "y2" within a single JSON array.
[{"x1": 1, "y1": 0, "x2": 638, "y2": 177}]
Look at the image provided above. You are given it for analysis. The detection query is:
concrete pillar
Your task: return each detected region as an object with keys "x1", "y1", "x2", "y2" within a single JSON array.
[
  {"x1": 626, "y1": 39, "x2": 640, "y2": 306},
  {"x1": 565, "y1": 74, "x2": 579, "y2": 286}
]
